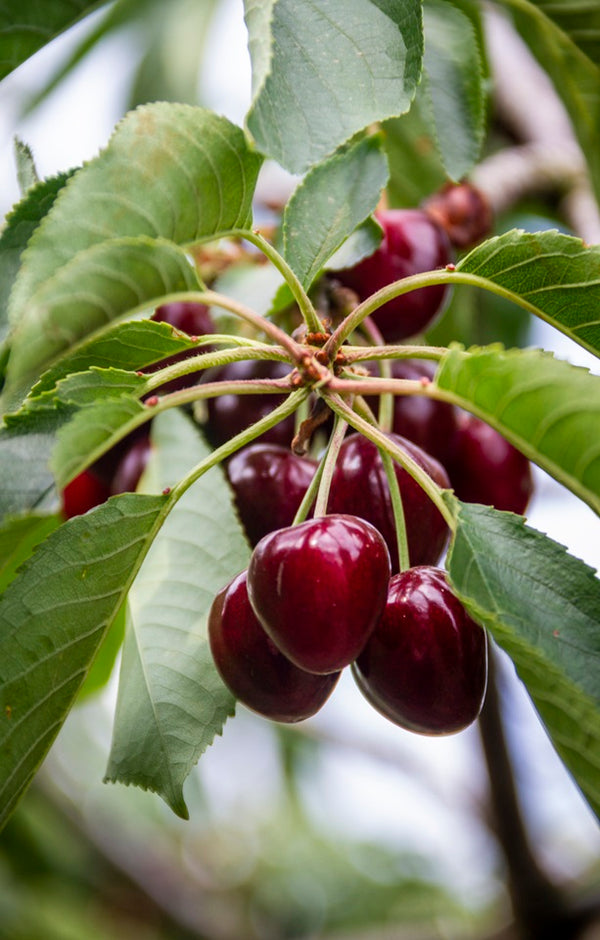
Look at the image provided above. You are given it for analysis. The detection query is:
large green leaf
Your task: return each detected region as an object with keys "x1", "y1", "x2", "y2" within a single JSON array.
[
  {"x1": 446, "y1": 499, "x2": 600, "y2": 820},
  {"x1": 245, "y1": 0, "x2": 423, "y2": 173},
  {"x1": 0, "y1": 492, "x2": 169, "y2": 832},
  {"x1": 105, "y1": 411, "x2": 250, "y2": 817},
  {"x1": 435, "y1": 345, "x2": 600, "y2": 515},
  {"x1": 507, "y1": 0, "x2": 600, "y2": 70},
  {"x1": 0, "y1": 514, "x2": 60, "y2": 593},
  {"x1": 494, "y1": 0, "x2": 600, "y2": 205},
  {"x1": 422, "y1": 0, "x2": 486, "y2": 180},
  {"x1": 0, "y1": 0, "x2": 102, "y2": 79},
  {"x1": 8, "y1": 104, "x2": 262, "y2": 324},
  {"x1": 0, "y1": 172, "x2": 72, "y2": 346},
  {"x1": 283, "y1": 135, "x2": 389, "y2": 290},
  {"x1": 456, "y1": 229, "x2": 600, "y2": 357},
  {"x1": 5, "y1": 236, "x2": 200, "y2": 399}
]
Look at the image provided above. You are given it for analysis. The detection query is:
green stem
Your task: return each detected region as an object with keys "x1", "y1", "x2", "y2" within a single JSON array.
[
  {"x1": 292, "y1": 459, "x2": 324, "y2": 526},
  {"x1": 379, "y1": 447, "x2": 410, "y2": 571},
  {"x1": 167, "y1": 388, "x2": 310, "y2": 504},
  {"x1": 242, "y1": 230, "x2": 323, "y2": 334},
  {"x1": 323, "y1": 391, "x2": 457, "y2": 531},
  {"x1": 196, "y1": 288, "x2": 305, "y2": 361},
  {"x1": 141, "y1": 343, "x2": 289, "y2": 395},
  {"x1": 359, "y1": 317, "x2": 393, "y2": 433},
  {"x1": 312, "y1": 413, "x2": 349, "y2": 518},
  {"x1": 342, "y1": 344, "x2": 447, "y2": 364}
]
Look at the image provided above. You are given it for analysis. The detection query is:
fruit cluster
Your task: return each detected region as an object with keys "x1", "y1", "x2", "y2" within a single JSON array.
[{"x1": 62, "y1": 194, "x2": 532, "y2": 738}]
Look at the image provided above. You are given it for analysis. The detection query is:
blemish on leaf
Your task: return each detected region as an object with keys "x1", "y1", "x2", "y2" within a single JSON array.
[{"x1": 5, "y1": 705, "x2": 12, "y2": 719}]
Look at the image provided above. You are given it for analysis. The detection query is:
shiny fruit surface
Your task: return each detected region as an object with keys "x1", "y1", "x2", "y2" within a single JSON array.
[
  {"x1": 354, "y1": 566, "x2": 487, "y2": 734},
  {"x1": 247, "y1": 514, "x2": 391, "y2": 674},
  {"x1": 110, "y1": 435, "x2": 152, "y2": 495},
  {"x1": 227, "y1": 443, "x2": 317, "y2": 546},
  {"x1": 209, "y1": 570, "x2": 339, "y2": 722},
  {"x1": 327, "y1": 433, "x2": 450, "y2": 571},
  {"x1": 448, "y1": 413, "x2": 534, "y2": 514},
  {"x1": 334, "y1": 209, "x2": 452, "y2": 341}
]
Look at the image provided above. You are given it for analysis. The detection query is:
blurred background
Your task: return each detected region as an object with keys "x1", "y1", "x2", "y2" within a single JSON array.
[{"x1": 1, "y1": 2, "x2": 599, "y2": 938}]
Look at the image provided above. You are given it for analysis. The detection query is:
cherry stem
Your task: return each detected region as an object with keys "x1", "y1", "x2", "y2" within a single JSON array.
[
  {"x1": 167, "y1": 388, "x2": 310, "y2": 504},
  {"x1": 379, "y1": 446, "x2": 410, "y2": 572},
  {"x1": 359, "y1": 318, "x2": 393, "y2": 433},
  {"x1": 342, "y1": 343, "x2": 447, "y2": 364},
  {"x1": 322, "y1": 391, "x2": 456, "y2": 531},
  {"x1": 242, "y1": 230, "x2": 324, "y2": 335},
  {"x1": 312, "y1": 413, "x2": 349, "y2": 518},
  {"x1": 140, "y1": 342, "x2": 290, "y2": 395}
]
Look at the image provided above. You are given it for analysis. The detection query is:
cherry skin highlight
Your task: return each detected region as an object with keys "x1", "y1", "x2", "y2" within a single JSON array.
[
  {"x1": 227, "y1": 443, "x2": 317, "y2": 546},
  {"x1": 247, "y1": 514, "x2": 391, "y2": 675},
  {"x1": 204, "y1": 359, "x2": 295, "y2": 448},
  {"x1": 353, "y1": 566, "x2": 488, "y2": 734},
  {"x1": 448, "y1": 413, "x2": 534, "y2": 514},
  {"x1": 209, "y1": 570, "x2": 340, "y2": 723},
  {"x1": 334, "y1": 209, "x2": 452, "y2": 341},
  {"x1": 327, "y1": 432, "x2": 450, "y2": 572}
]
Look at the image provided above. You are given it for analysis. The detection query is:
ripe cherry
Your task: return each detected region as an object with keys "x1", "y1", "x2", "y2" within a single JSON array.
[
  {"x1": 365, "y1": 358, "x2": 459, "y2": 467},
  {"x1": 147, "y1": 301, "x2": 215, "y2": 393},
  {"x1": 448, "y1": 413, "x2": 534, "y2": 514},
  {"x1": 327, "y1": 433, "x2": 450, "y2": 572},
  {"x1": 62, "y1": 469, "x2": 111, "y2": 519},
  {"x1": 204, "y1": 359, "x2": 295, "y2": 448},
  {"x1": 247, "y1": 514, "x2": 391, "y2": 675},
  {"x1": 209, "y1": 570, "x2": 340, "y2": 722},
  {"x1": 110, "y1": 434, "x2": 152, "y2": 495},
  {"x1": 333, "y1": 209, "x2": 452, "y2": 341},
  {"x1": 227, "y1": 443, "x2": 317, "y2": 546},
  {"x1": 353, "y1": 566, "x2": 488, "y2": 734}
]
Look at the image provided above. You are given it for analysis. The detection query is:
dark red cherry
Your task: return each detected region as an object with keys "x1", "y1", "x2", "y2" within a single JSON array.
[
  {"x1": 62, "y1": 469, "x2": 111, "y2": 519},
  {"x1": 209, "y1": 570, "x2": 340, "y2": 722},
  {"x1": 334, "y1": 209, "x2": 452, "y2": 341},
  {"x1": 327, "y1": 433, "x2": 450, "y2": 572},
  {"x1": 110, "y1": 435, "x2": 152, "y2": 495},
  {"x1": 247, "y1": 514, "x2": 391, "y2": 674},
  {"x1": 353, "y1": 566, "x2": 488, "y2": 734},
  {"x1": 205, "y1": 359, "x2": 294, "y2": 448},
  {"x1": 422, "y1": 181, "x2": 493, "y2": 249},
  {"x1": 365, "y1": 359, "x2": 459, "y2": 467},
  {"x1": 448, "y1": 413, "x2": 533, "y2": 514},
  {"x1": 227, "y1": 443, "x2": 317, "y2": 546},
  {"x1": 146, "y1": 301, "x2": 216, "y2": 393}
]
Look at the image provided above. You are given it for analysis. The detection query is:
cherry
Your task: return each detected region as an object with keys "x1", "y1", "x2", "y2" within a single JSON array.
[
  {"x1": 365, "y1": 358, "x2": 459, "y2": 467},
  {"x1": 62, "y1": 469, "x2": 111, "y2": 518},
  {"x1": 204, "y1": 359, "x2": 295, "y2": 448},
  {"x1": 327, "y1": 432, "x2": 450, "y2": 572},
  {"x1": 146, "y1": 301, "x2": 216, "y2": 393},
  {"x1": 448, "y1": 413, "x2": 533, "y2": 514},
  {"x1": 353, "y1": 566, "x2": 488, "y2": 735},
  {"x1": 247, "y1": 514, "x2": 391, "y2": 674},
  {"x1": 110, "y1": 434, "x2": 152, "y2": 495},
  {"x1": 422, "y1": 181, "x2": 493, "y2": 250},
  {"x1": 333, "y1": 209, "x2": 453, "y2": 341},
  {"x1": 227, "y1": 443, "x2": 317, "y2": 546},
  {"x1": 209, "y1": 570, "x2": 340, "y2": 722}
]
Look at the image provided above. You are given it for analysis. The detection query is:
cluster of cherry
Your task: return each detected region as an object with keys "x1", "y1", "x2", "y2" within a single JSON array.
[{"x1": 62, "y1": 194, "x2": 533, "y2": 735}]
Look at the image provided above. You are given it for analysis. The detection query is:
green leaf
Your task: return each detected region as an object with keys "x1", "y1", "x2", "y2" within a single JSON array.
[
  {"x1": 0, "y1": 0, "x2": 102, "y2": 79},
  {"x1": 0, "y1": 492, "x2": 168, "y2": 832},
  {"x1": 422, "y1": 0, "x2": 486, "y2": 180},
  {"x1": 8, "y1": 104, "x2": 263, "y2": 325},
  {"x1": 105, "y1": 411, "x2": 250, "y2": 817},
  {"x1": 383, "y1": 103, "x2": 447, "y2": 208},
  {"x1": 495, "y1": 0, "x2": 600, "y2": 205},
  {"x1": 456, "y1": 229, "x2": 600, "y2": 357},
  {"x1": 13, "y1": 138, "x2": 39, "y2": 195},
  {"x1": 30, "y1": 319, "x2": 205, "y2": 397},
  {"x1": 0, "y1": 514, "x2": 60, "y2": 593},
  {"x1": 325, "y1": 217, "x2": 384, "y2": 272},
  {"x1": 78, "y1": 602, "x2": 126, "y2": 702},
  {"x1": 436, "y1": 345, "x2": 600, "y2": 515},
  {"x1": 446, "y1": 499, "x2": 600, "y2": 820},
  {"x1": 245, "y1": 0, "x2": 423, "y2": 173},
  {"x1": 0, "y1": 172, "x2": 72, "y2": 347},
  {"x1": 283, "y1": 136, "x2": 389, "y2": 289},
  {"x1": 52, "y1": 398, "x2": 148, "y2": 489},
  {"x1": 4, "y1": 236, "x2": 201, "y2": 401},
  {"x1": 507, "y1": 0, "x2": 600, "y2": 71}
]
